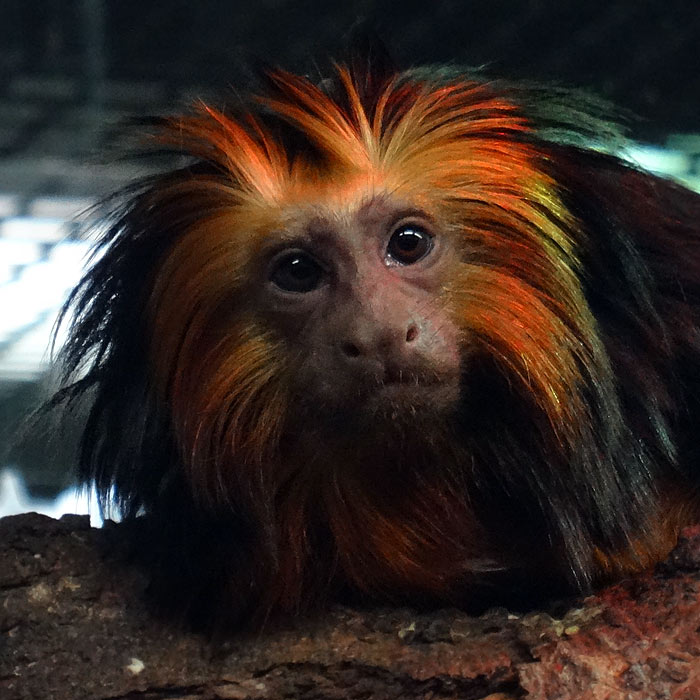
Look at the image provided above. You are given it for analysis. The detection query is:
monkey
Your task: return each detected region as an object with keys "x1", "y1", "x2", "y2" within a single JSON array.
[{"x1": 50, "y1": 49, "x2": 700, "y2": 629}]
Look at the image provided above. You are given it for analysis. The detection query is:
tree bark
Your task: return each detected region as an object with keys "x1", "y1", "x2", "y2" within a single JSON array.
[{"x1": 1, "y1": 512, "x2": 699, "y2": 700}]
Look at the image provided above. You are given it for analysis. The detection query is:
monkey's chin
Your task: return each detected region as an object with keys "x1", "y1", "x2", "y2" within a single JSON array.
[
  {"x1": 342, "y1": 379, "x2": 462, "y2": 438},
  {"x1": 289, "y1": 374, "x2": 462, "y2": 442},
  {"x1": 369, "y1": 380, "x2": 461, "y2": 416}
]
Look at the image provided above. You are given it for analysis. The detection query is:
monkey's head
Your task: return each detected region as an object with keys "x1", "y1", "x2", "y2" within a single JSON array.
[{"x1": 56, "y1": 58, "x2": 667, "y2": 622}]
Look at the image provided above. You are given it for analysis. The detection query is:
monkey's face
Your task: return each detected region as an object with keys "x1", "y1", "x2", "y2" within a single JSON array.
[
  {"x1": 151, "y1": 183, "x2": 463, "y2": 443},
  {"x1": 256, "y1": 193, "x2": 462, "y2": 431}
]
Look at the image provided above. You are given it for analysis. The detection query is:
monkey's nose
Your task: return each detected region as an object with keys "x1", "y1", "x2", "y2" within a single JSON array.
[
  {"x1": 340, "y1": 341, "x2": 363, "y2": 358},
  {"x1": 339, "y1": 322, "x2": 420, "y2": 373}
]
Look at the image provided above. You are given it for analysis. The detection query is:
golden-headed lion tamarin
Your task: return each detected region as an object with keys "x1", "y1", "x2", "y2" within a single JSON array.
[{"x1": 52, "y1": 48, "x2": 700, "y2": 628}]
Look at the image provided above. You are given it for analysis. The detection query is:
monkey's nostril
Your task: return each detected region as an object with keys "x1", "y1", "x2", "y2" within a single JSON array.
[
  {"x1": 406, "y1": 324, "x2": 419, "y2": 343},
  {"x1": 342, "y1": 342, "x2": 361, "y2": 358}
]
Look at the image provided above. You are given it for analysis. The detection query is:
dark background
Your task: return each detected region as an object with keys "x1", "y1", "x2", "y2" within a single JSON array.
[
  {"x1": 1, "y1": 0, "x2": 699, "y2": 201},
  {"x1": 0, "y1": 0, "x2": 699, "y2": 500}
]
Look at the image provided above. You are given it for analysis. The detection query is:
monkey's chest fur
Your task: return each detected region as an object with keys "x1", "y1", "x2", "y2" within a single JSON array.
[{"x1": 186, "y1": 355, "x2": 684, "y2": 625}]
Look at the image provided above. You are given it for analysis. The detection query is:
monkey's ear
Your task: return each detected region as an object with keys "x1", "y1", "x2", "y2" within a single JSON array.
[{"x1": 342, "y1": 25, "x2": 398, "y2": 108}]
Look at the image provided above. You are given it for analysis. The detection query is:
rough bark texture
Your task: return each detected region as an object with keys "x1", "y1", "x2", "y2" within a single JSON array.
[{"x1": 1, "y1": 513, "x2": 699, "y2": 700}]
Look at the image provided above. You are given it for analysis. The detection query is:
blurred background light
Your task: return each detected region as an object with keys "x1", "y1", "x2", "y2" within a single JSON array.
[
  {"x1": 0, "y1": 218, "x2": 91, "y2": 379},
  {"x1": 0, "y1": 467, "x2": 102, "y2": 527},
  {"x1": 1, "y1": 216, "x2": 68, "y2": 241}
]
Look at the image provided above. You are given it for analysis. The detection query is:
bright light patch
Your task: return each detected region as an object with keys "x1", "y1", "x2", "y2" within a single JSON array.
[
  {"x1": 1, "y1": 216, "x2": 68, "y2": 242},
  {"x1": 0, "y1": 239, "x2": 43, "y2": 285},
  {"x1": 0, "y1": 467, "x2": 103, "y2": 527},
  {"x1": 0, "y1": 194, "x2": 19, "y2": 218},
  {"x1": 29, "y1": 197, "x2": 95, "y2": 220},
  {"x1": 0, "y1": 316, "x2": 59, "y2": 378},
  {"x1": 0, "y1": 262, "x2": 71, "y2": 345},
  {"x1": 621, "y1": 145, "x2": 700, "y2": 193},
  {"x1": 48, "y1": 239, "x2": 92, "y2": 270},
  {"x1": 624, "y1": 146, "x2": 692, "y2": 178},
  {"x1": 0, "y1": 228, "x2": 92, "y2": 377},
  {"x1": 0, "y1": 238, "x2": 42, "y2": 267}
]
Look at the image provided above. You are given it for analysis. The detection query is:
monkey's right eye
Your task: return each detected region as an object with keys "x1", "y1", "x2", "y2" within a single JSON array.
[{"x1": 270, "y1": 251, "x2": 324, "y2": 293}]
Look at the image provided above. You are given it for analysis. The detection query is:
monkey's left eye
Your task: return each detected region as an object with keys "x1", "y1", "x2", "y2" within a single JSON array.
[
  {"x1": 386, "y1": 225, "x2": 434, "y2": 266},
  {"x1": 270, "y1": 251, "x2": 324, "y2": 293}
]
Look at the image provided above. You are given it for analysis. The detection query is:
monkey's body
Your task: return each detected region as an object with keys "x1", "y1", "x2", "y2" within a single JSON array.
[{"x1": 54, "y1": 56, "x2": 700, "y2": 627}]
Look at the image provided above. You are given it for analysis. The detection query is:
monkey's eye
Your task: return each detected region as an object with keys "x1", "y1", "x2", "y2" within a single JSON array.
[
  {"x1": 270, "y1": 251, "x2": 324, "y2": 293},
  {"x1": 386, "y1": 225, "x2": 434, "y2": 265}
]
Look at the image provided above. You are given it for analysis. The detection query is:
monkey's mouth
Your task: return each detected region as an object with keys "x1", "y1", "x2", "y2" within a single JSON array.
[
  {"x1": 382, "y1": 366, "x2": 436, "y2": 385},
  {"x1": 379, "y1": 363, "x2": 459, "y2": 388},
  {"x1": 292, "y1": 366, "x2": 461, "y2": 428},
  {"x1": 370, "y1": 368, "x2": 461, "y2": 411}
]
